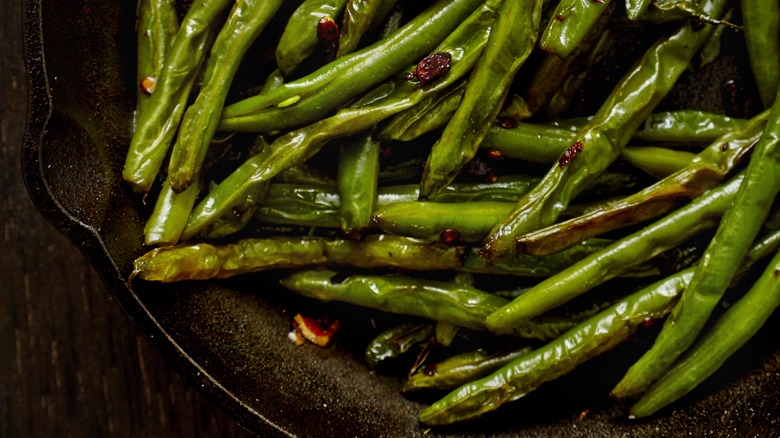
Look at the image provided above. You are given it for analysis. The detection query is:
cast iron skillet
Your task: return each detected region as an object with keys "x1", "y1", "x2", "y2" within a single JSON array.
[{"x1": 21, "y1": 0, "x2": 780, "y2": 436}]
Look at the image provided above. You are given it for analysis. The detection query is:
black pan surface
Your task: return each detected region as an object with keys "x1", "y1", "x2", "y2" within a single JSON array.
[{"x1": 22, "y1": 0, "x2": 780, "y2": 436}]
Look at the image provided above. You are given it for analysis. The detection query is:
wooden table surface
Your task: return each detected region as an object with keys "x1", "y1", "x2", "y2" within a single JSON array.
[{"x1": 0, "y1": 1, "x2": 256, "y2": 436}]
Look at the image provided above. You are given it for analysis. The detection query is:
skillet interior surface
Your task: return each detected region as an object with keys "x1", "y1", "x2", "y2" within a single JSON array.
[{"x1": 22, "y1": 0, "x2": 780, "y2": 436}]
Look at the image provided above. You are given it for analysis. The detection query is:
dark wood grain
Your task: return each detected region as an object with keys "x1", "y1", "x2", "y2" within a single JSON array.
[{"x1": 0, "y1": 1, "x2": 256, "y2": 436}]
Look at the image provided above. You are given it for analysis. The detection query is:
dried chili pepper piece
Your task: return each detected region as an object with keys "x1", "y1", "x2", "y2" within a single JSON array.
[
  {"x1": 406, "y1": 52, "x2": 452, "y2": 85},
  {"x1": 440, "y1": 228, "x2": 460, "y2": 244},
  {"x1": 317, "y1": 16, "x2": 340, "y2": 52},
  {"x1": 499, "y1": 117, "x2": 519, "y2": 129},
  {"x1": 293, "y1": 313, "x2": 341, "y2": 347},
  {"x1": 558, "y1": 141, "x2": 583, "y2": 168},
  {"x1": 140, "y1": 76, "x2": 158, "y2": 95}
]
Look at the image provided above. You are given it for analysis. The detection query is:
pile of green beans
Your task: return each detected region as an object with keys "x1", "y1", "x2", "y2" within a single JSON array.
[{"x1": 125, "y1": 0, "x2": 780, "y2": 430}]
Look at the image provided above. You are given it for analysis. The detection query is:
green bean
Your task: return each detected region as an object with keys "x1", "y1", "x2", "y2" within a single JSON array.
[
  {"x1": 132, "y1": 233, "x2": 618, "y2": 282},
  {"x1": 631, "y1": 110, "x2": 747, "y2": 145},
  {"x1": 144, "y1": 177, "x2": 200, "y2": 246},
  {"x1": 195, "y1": 1, "x2": 500, "y2": 220},
  {"x1": 373, "y1": 201, "x2": 514, "y2": 242},
  {"x1": 611, "y1": 90, "x2": 780, "y2": 400},
  {"x1": 219, "y1": 0, "x2": 486, "y2": 133},
  {"x1": 403, "y1": 347, "x2": 533, "y2": 392},
  {"x1": 619, "y1": 147, "x2": 698, "y2": 179},
  {"x1": 280, "y1": 271, "x2": 507, "y2": 330},
  {"x1": 337, "y1": 0, "x2": 400, "y2": 58},
  {"x1": 133, "y1": 235, "x2": 463, "y2": 282},
  {"x1": 337, "y1": 132, "x2": 380, "y2": 234},
  {"x1": 123, "y1": 0, "x2": 231, "y2": 193},
  {"x1": 419, "y1": 0, "x2": 543, "y2": 199},
  {"x1": 538, "y1": 0, "x2": 613, "y2": 59},
  {"x1": 166, "y1": 0, "x2": 284, "y2": 193},
  {"x1": 135, "y1": 0, "x2": 178, "y2": 119},
  {"x1": 419, "y1": 267, "x2": 688, "y2": 425},
  {"x1": 485, "y1": 173, "x2": 745, "y2": 334},
  {"x1": 276, "y1": 0, "x2": 349, "y2": 77},
  {"x1": 516, "y1": 112, "x2": 768, "y2": 256},
  {"x1": 280, "y1": 270, "x2": 602, "y2": 340},
  {"x1": 742, "y1": 0, "x2": 780, "y2": 108},
  {"x1": 630, "y1": 243, "x2": 780, "y2": 417},
  {"x1": 481, "y1": 0, "x2": 729, "y2": 262},
  {"x1": 365, "y1": 323, "x2": 435, "y2": 370}
]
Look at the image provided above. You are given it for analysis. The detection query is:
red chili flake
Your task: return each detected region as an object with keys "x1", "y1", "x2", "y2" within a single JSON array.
[
  {"x1": 317, "y1": 16, "x2": 339, "y2": 51},
  {"x1": 590, "y1": 0, "x2": 605, "y2": 3},
  {"x1": 140, "y1": 76, "x2": 157, "y2": 95},
  {"x1": 577, "y1": 409, "x2": 590, "y2": 420},
  {"x1": 406, "y1": 52, "x2": 452, "y2": 86},
  {"x1": 486, "y1": 172, "x2": 498, "y2": 183},
  {"x1": 641, "y1": 319, "x2": 655, "y2": 328},
  {"x1": 292, "y1": 313, "x2": 341, "y2": 347},
  {"x1": 555, "y1": 14, "x2": 564, "y2": 21},
  {"x1": 499, "y1": 117, "x2": 519, "y2": 129},
  {"x1": 486, "y1": 149, "x2": 503, "y2": 160},
  {"x1": 558, "y1": 141, "x2": 583, "y2": 168},
  {"x1": 720, "y1": 141, "x2": 730, "y2": 151},
  {"x1": 440, "y1": 229, "x2": 459, "y2": 244}
]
